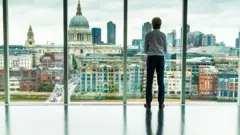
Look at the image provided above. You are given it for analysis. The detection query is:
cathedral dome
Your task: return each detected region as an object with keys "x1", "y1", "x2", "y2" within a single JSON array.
[
  {"x1": 69, "y1": 15, "x2": 89, "y2": 28},
  {"x1": 69, "y1": 0, "x2": 89, "y2": 28}
]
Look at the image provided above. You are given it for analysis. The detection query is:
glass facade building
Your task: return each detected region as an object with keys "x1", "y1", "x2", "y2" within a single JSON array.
[
  {"x1": 107, "y1": 21, "x2": 116, "y2": 45},
  {"x1": 92, "y1": 28, "x2": 102, "y2": 44}
]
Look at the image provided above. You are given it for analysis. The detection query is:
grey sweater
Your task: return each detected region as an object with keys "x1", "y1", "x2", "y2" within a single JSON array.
[{"x1": 144, "y1": 29, "x2": 167, "y2": 56}]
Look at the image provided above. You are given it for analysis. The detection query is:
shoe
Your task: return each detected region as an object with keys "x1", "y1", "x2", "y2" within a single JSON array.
[
  {"x1": 144, "y1": 103, "x2": 151, "y2": 109},
  {"x1": 159, "y1": 104, "x2": 165, "y2": 109}
]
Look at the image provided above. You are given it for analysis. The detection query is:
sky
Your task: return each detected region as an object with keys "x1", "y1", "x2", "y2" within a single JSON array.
[{"x1": 0, "y1": 0, "x2": 240, "y2": 47}]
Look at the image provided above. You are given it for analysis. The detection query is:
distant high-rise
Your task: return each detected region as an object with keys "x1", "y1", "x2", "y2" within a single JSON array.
[
  {"x1": 167, "y1": 30, "x2": 177, "y2": 47},
  {"x1": 92, "y1": 28, "x2": 101, "y2": 44},
  {"x1": 236, "y1": 38, "x2": 239, "y2": 48},
  {"x1": 142, "y1": 22, "x2": 152, "y2": 40},
  {"x1": 172, "y1": 29, "x2": 177, "y2": 47},
  {"x1": 132, "y1": 39, "x2": 142, "y2": 48},
  {"x1": 181, "y1": 24, "x2": 190, "y2": 39},
  {"x1": 203, "y1": 34, "x2": 216, "y2": 46},
  {"x1": 167, "y1": 33, "x2": 173, "y2": 46},
  {"x1": 238, "y1": 32, "x2": 240, "y2": 48},
  {"x1": 187, "y1": 31, "x2": 204, "y2": 47},
  {"x1": 107, "y1": 21, "x2": 116, "y2": 44}
]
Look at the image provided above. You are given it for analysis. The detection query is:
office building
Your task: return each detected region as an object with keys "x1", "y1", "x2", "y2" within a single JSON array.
[
  {"x1": 92, "y1": 28, "x2": 102, "y2": 44},
  {"x1": 142, "y1": 22, "x2": 152, "y2": 40},
  {"x1": 203, "y1": 34, "x2": 216, "y2": 46},
  {"x1": 236, "y1": 38, "x2": 239, "y2": 48},
  {"x1": 167, "y1": 33, "x2": 173, "y2": 46},
  {"x1": 167, "y1": 30, "x2": 177, "y2": 47},
  {"x1": 107, "y1": 21, "x2": 116, "y2": 44},
  {"x1": 132, "y1": 39, "x2": 142, "y2": 48},
  {"x1": 198, "y1": 66, "x2": 218, "y2": 96},
  {"x1": 181, "y1": 24, "x2": 190, "y2": 39},
  {"x1": 218, "y1": 73, "x2": 238, "y2": 98},
  {"x1": 172, "y1": 29, "x2": 177, "y2": 46},
  {"x1": 187, "y1": 31, "x2": 204, "y2": 47}
]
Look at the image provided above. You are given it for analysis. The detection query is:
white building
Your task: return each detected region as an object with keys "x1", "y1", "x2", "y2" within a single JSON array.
[
  {"x1": 0, "y1": 55, "x2": 32, "y2": 69},
  {"x1": 25, "y1": 0, "x2": 122, "y2": 67},
  {"x1": 164, "y1": 71, "x2": 192, "y2": 95},
  {"x1": 9, "y1": 77, "x2": 20, "y2": 91},
  {"x1": 143, "y1": 71, "x2": 193, "y2": 96}
]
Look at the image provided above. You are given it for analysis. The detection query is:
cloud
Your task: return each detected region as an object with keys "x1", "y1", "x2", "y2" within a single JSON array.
[{"x1": 0, "y1": 0, "x2": 239, "y2": 47}]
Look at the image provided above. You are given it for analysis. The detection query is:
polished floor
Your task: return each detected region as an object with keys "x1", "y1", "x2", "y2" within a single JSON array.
[{"x1": 0, "y1": 103, "x2": 240, "y2": 135}]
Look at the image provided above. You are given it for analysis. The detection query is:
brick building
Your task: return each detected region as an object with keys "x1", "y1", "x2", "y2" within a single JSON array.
[
  {"x1": 20, "y1": 68, "x2": 39, "y2": 91},
  {"x1": 198, "y1": 66, "x2": 218, "y2": 96}
]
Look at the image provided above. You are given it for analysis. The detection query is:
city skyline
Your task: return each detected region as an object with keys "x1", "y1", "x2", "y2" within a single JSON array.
[{"x1": 0, "y1": 0, "x2": 240, "y2": 46}]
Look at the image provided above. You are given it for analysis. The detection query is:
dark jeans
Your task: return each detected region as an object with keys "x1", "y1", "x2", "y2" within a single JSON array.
[{"x1": 146, "y1": 55, "x2": 165, "y2": 104}]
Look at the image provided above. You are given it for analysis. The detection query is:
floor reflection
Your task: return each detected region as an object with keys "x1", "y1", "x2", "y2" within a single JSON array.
[
  {"x1": 64, "y1": 106, "x2": 68, "y2": 135},
  {"x1": 145, "y1": 109, "x2": 164, "y2": 135},
  {"x1": 238, "y1": 105, "x2": 240, "y2": 135},
  {"x1": 123, "y1": 106, "x2": 127, "y2": 135},
  {"x1": 5, "y1": 106, "x2": 10, "y2": 135},
  {"x1": 180, "y1": 106, "x2": 185, "y2": 135}
]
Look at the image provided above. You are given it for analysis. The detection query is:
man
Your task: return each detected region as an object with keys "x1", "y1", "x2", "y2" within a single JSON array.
[{"x1": 144, "y1": 17, "x2": 167, "y2": 109}]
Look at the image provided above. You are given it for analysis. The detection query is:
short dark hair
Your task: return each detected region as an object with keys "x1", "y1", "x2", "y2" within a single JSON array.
[{"x1": 152, "y1": 17, "x2": 162, "y2": 29}]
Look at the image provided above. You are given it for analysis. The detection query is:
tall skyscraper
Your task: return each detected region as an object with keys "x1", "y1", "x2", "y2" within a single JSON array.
[
  {"x1": 203, "y1": 34, "x2": 216, "y2": 46},
  {"x1": 181, "y1": 24, "x2": 190, "y2": 39},
  {"x1": 172, "y1": 29, "x2": 177, "y2": 46},
  {"x1": 167, "y1": 33, "x2": 173, "y2": 46},
  {"x1": 167, "y1": 30, "x2": 177, "y2": 47},
  {"x1": 142, "y1": 22, "x2": 152, "y2": 40},
  {"x1": 236, "y1": 38, "x2": 239, "y2": 48},
  {"x1": 107, "y1": 21, "x2": 116, "y2": 44},
  {"x1": 187, "y1": 31, "x2": 204, "y2": 47},
  {"x1": 92, "y1": 28, "x2": 101, "y2": 44},
  {"x1": 238, "y1": 31, "x2": 240, "y2": 48}
]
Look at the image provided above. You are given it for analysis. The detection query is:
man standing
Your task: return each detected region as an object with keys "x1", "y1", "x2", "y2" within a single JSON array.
[{"x1": 144, "y1": 17, "x2": 167, "y2": 109}]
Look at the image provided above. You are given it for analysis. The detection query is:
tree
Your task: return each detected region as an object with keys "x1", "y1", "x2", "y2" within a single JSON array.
[
  {"x1": 114, "y1": 85, "x2": 119, "y2": 93},
  {"x1": 140, "y1": 85, "x2": 144, "y2": 93},
  {"x1": 192, "y1": 74, "x2": 199, "y2": 85},
  {"x1": 72, "y1": 54, "x2": 78, "y2": 70},
  {"x1": 39, "y1": 83, "x2": 54, "y2": 92},
  {"x1": 45, "y1": 85, "x2": 54, "y2": 92}
]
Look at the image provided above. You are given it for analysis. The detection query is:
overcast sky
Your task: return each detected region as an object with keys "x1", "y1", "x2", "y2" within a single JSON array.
[{"x1": 0, "y1": 0, "x2": 240, "y2": 47}]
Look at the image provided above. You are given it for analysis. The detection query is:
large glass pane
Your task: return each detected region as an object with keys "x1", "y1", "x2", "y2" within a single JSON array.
[
  {"x1": 9, "y1": 0, "x2": 64, "y2": 103},
  {"x1": 128, "y1": 0, "x2": 182, "y2": 103},
  {"x1": 0, "y1": 0, "x2": 4, "y2": 102},
  {"x1": 68, "y1": 0, "x2": 123, "y2": 102},
  {"x1": 187, "y1": 1, "x2": 240, "y2": 102}
]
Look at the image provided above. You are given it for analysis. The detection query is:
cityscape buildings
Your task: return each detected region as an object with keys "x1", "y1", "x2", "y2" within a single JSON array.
[
  {"x1": 92, "y1": 28, "x2": 102, "y2": 44},
  {"x1": 236, "y1": 38, "x2": 239, "y2": 48},
  {"x1": 0, "y1": 0, "x2": 239, "y2": 101},
  {"x1": 132, "y1": 39, "x2": 142, "y2": 48},
  {"x1": 107, "y1": 21, "x2": 116, "y2": 44},
  {"x1": 203, "y1": 34, "x2": 216, "y2": 46},
  {"x1": 187, "y1": 31, "x2": 204, "y2": 47},
  {"x1": 142, "y1": 22, "x2": 152, "y2": 41},
  {"x1": 181, "y1": 24, "x2": 190, "y2": 40}
]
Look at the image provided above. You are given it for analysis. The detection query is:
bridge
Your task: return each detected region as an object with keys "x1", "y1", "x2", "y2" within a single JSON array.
[{"x1": 46, "y1": 78, "x2": 79, "y2": 102}]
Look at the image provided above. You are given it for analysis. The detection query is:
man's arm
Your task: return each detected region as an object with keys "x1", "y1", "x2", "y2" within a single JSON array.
[
  {"x1": 144, "y1": 34, "x2": 148, "y2": 54},
  {"x1": 163, "y1": 34, "x2": 167, "y2": 53}
]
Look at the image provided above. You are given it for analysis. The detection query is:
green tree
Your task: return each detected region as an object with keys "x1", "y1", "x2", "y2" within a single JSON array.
[
  {"x1": 114, "y1": 85, "x2": 119, "y2": 93},
  {"x1": 72, "y1": 54, "x2": 78, "y2": 70},
  {"x1": 39, "y1": 83, "x2": 54, "y2": 92},
  {"x1": 192, "y1": 74, "x2": 198, "y2": 85},
  {"x1": 140, "y1": 85, "x2": 144, "y2": 93},
  {"x1": 45, "y1": 85, "x2": 54, "y2": 92}
]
